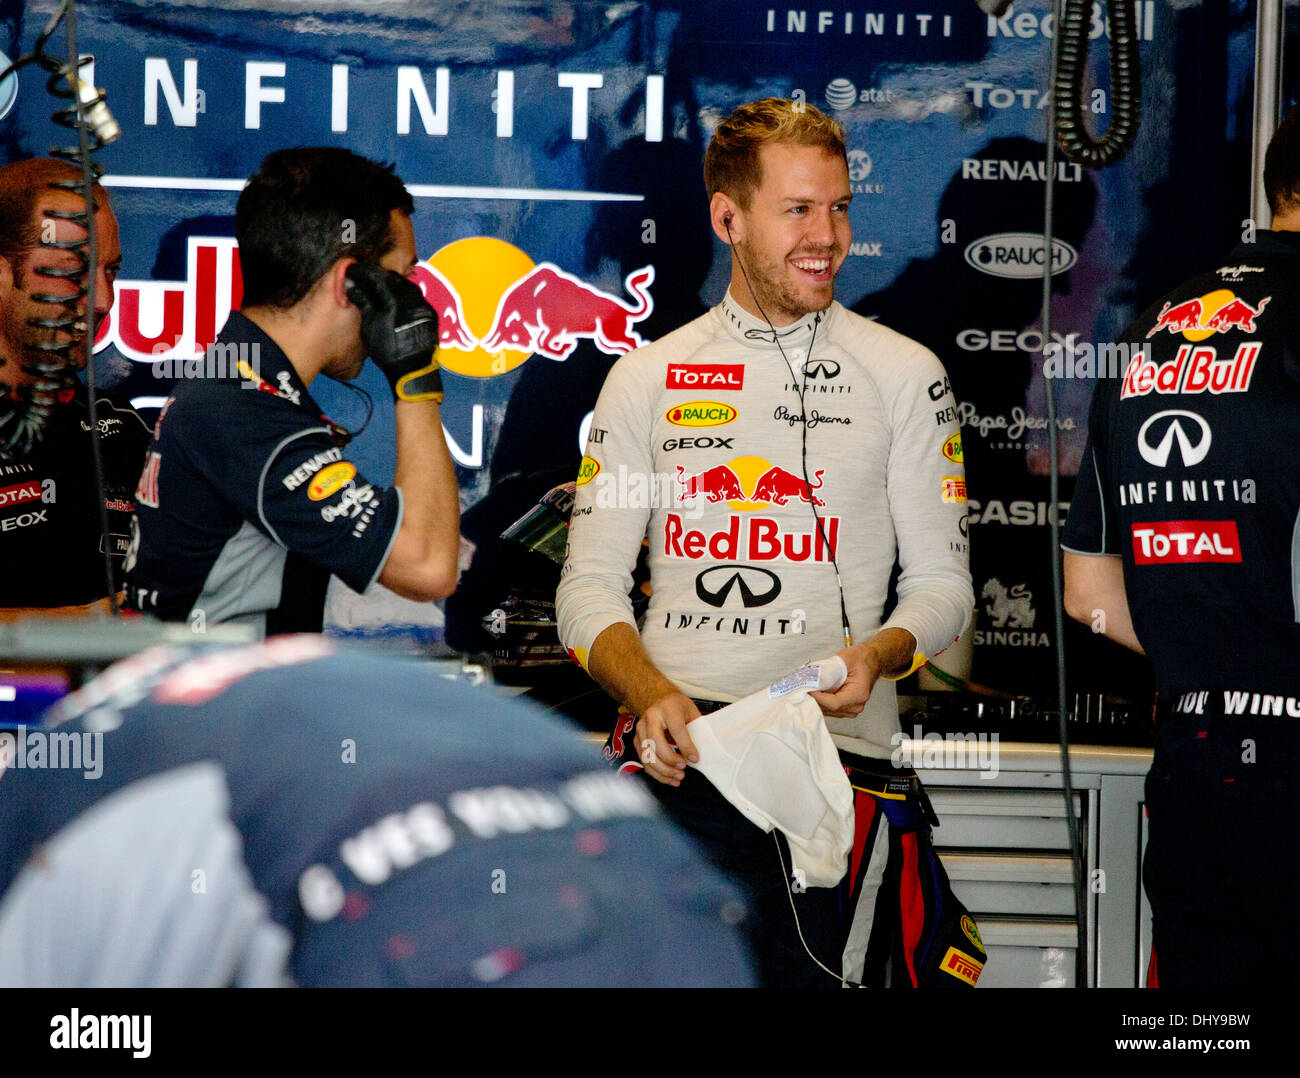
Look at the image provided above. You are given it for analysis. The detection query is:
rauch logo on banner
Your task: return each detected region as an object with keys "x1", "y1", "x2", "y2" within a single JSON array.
[{"x1": 964, "y1": 233, "x2": 1078, "y2": 279}]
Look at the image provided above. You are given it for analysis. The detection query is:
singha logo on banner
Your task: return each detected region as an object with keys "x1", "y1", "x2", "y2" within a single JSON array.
[{"x1": 982, "y1": 578, "x2": 1035, "y2": 629}]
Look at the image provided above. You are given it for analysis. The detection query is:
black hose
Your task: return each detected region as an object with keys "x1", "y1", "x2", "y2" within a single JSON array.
[{"x1": 1055, "y1": 0, "x2": 1142, "y2": 168}]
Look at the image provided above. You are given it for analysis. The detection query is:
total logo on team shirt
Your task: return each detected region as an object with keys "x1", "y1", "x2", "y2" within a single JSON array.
[
  {"x1": 0, "y1": 480, "x2": 45, "y2": 508},
  {"x1": 665, "y1": 363, "x2": 744, "y2": 390},
  {"x1": 1131, "y1": 520, "x2": 1241, "y2": 565}
]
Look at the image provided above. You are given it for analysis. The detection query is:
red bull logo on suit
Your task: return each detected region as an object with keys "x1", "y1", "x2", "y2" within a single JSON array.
[{"x1": 664, "y1": 456, "x2": 838, "y2": 563}]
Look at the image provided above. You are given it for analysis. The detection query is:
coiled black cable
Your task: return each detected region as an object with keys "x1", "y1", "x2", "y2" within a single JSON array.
[
  {"x1": 1055, "y1": 0, "x2": 1142, "y2": 169},
  {"x1": 0, "y1": 2, "x2": 121, "y2": 609}
]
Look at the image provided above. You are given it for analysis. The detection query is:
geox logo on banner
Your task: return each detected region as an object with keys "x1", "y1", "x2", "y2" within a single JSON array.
[{"x1": 964, "y1": 233, "x2": 1077, "y2": 279}]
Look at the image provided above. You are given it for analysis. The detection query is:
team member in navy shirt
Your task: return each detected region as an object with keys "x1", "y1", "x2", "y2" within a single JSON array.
[
  {"x1": 0, "y1": 638, "x2": 753, "y2": 987},
  {"x1": 0, "y1": 159, "x2": 150, "y2": 615},
  {"x1": 1063, "y1": 108, "x2": 1300, "y2": 987},
  {"x1": 125, "y1": 148, "x2": 459, "y2": 634}
]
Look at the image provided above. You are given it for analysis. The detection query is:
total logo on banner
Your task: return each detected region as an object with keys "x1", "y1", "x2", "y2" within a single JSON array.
[
  {"x1": 976, "y1": 578, "x2": 1048, "y2": 648},
  {"x1": 664, "y1": 455, "x2": 838, "y2": 564}
]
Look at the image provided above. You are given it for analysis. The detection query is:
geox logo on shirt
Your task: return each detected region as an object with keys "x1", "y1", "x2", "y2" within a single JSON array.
[
  {"x1": 283, "y1": 447, "x2": 344, "y2": 491},
  {"x1": 0, "y1": 509, "x2": 47, "y2": 530}
]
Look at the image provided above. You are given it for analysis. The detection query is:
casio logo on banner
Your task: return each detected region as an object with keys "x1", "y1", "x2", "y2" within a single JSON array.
[
  {"x1": 964, "y1": 234, "x2": 1078, "y2": 279},
  {"x1": 1131, "y1": 521, "x2": 1242, "y2": 565},
  {"x1": 1137, "y1": 411, "x2": 1211, "y2": 468},
  {"x1": 695, "y1": 565, "x2": 782, "y2": 608}
]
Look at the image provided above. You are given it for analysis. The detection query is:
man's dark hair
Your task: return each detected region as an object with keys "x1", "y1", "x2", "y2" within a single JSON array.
[
  {"x1": 236, "y1": 147, "x2": 415, "y2": 309},
  {"x1": 0, "y1": 158, "x2": 109, "y2": 285},
  {"x1": 1265, "y1": 104, "x2": 1300, "y2": 217}
]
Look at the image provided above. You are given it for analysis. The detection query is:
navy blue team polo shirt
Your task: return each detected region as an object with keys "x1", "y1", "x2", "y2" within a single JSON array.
[
  {"x1": 124, "y1": 312, "x2": 402, "y2": 634},
  {"x1": 1063, "y1": 230, "x2": 1300, "y2": 701},
  {"x1": 0, "y1": 639, "x2": 753, "y2": 987}
]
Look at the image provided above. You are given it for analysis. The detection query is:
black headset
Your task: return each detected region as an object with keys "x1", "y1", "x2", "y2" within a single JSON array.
[{"x1": 723, "y1": 210, "x2": 854, "y2": 648}]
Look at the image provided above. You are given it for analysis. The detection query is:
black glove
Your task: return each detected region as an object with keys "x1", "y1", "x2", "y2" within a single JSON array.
[{"x1": 345, "y1": 262, "x2": 443, "y2": 403}]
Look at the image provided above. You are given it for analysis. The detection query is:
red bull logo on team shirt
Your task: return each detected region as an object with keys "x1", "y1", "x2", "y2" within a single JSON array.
[
  {"x1": 665, "y1": 455, "x2": 838, "y2": 563},
  {"x1": 1120, "y1": 343, "x2": 1259, "y2": 400},
  {"x1": 1146, "y1": 290, "x2": 1270, "y2": 341}
]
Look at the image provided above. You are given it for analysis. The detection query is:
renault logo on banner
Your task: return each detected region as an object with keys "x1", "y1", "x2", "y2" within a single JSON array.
[
  {"x1": 1137, "y1": 410, "x2": 1212, "y2": 468},
  {"x1": 695, "y1": 565, "x2": 782, "y2": 608}
]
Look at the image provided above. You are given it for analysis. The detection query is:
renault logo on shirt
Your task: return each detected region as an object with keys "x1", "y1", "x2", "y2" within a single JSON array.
[
  {"x1": 695, "y1": 565, "x2": 782, "y2": 608},
  {"x1": 1138, "y1": 410, "x2": 1212, "y2": 468}
]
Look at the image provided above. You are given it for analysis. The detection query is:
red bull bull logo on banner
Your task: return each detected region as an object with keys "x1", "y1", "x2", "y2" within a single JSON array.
[
  {"x1": 420, "y1": 237, "x2": 654, "y2": 375},
  {"x1": 93, "y1": 237, "x2": 243, "y2": 361},
  {"x1": 1146, "y1": 290, "x2": 1270, "y2": 341},
  {"x1": 98, "y1": 235, "x2": 654, "y2": 381},
  {"x1": 665, "y1": 456, "x2": 838, "y2": 563}
]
